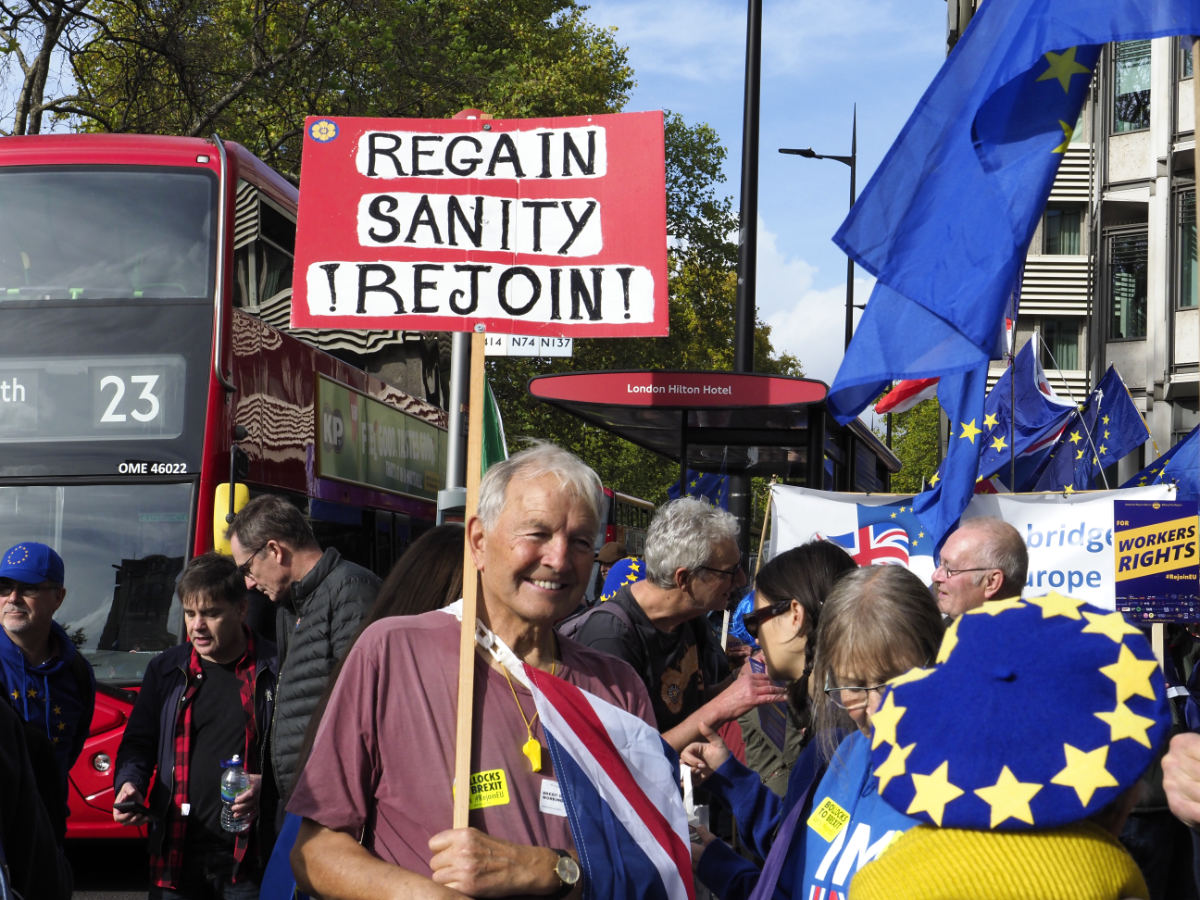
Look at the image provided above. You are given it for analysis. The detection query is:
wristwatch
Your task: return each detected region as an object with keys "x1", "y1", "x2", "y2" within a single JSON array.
[{"x1": 550, "y1": 848, "x2": 581, "y2": 898}]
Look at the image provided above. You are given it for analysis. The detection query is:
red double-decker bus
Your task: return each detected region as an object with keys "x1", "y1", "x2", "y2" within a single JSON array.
[{"x1": 0, "y1": 134, "x2": 446, "y2": 838}]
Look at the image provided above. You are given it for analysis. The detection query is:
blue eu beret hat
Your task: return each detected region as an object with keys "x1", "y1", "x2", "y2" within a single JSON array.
[
  {"x1": 600, "y1": 556, "x2": 645, "y2": 602},
  {"x1": 868, "y1": 593, "x2": 1169, "y2": 830},
  {"x1": 0, "y1": 542, "x2": 65, "y2": 585}
]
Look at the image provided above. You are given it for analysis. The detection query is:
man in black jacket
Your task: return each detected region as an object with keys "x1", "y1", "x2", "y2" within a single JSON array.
[
  {"x1": 113, "y1": 553, "x2": 277, "y2": 898},
  {"x1": 227, "y1": 495, "x2": 379, "y2": 801}
]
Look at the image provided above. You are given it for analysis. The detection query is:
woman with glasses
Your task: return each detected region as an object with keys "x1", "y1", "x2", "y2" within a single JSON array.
[
  {"x1": 685, "y1": 563, "x2": 943, "y2": 900},
  {"x1": 732, "y1": 541, "x2": 856, "y2": 797}
]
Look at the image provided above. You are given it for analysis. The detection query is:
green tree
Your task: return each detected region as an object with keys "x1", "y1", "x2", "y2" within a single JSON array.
[
  {"x1": 885, "y1": 399, "x2": 943, "y2": 494},
  {"x1": 4, "y1": 0, "x2": 633, "y2": 178}
]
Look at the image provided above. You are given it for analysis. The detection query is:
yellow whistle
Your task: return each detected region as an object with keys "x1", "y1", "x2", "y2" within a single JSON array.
[{"x1": 522, "y1": 737, "x2": 542, "y2": 773}]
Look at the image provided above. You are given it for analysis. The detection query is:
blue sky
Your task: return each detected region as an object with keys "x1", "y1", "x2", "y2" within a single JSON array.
[{"x1": 583, "y1": 0, "x2": 948, "y2": 385}]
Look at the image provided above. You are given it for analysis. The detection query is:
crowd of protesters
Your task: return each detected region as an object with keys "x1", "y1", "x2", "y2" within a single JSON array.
[{"x1": 8, "y1": 441, "x2": 1200, "y2": 899}]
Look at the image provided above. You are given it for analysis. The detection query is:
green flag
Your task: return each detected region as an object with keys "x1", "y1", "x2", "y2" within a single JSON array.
[{"x1": 481, "y1": 380, "x2": 509, "y2": 474}]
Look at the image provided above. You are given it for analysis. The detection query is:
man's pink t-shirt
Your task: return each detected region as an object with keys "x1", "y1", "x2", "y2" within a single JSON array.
[{"x1": 288, "y1": 609, "x2": 655, "y2": 875}]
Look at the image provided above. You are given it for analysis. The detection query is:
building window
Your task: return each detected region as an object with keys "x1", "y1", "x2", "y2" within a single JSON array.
[
  {"x1": 1108, "y1": 230, "x2": 1148, "y2": 339},
  {"x1": 1181, "y1": 189, "x2": 1197, "y2": 309},
  {"x1": 1113, "y1": 41, "x2": 1151, "y2": 133},
  {"x1": 1184, "y1": 42, "x2": 1195, "y2": 78},
  {"x1": 1044, "y1": 206, "x2": 1082, "y2": 254},
  {"x1": 1039, "y1": 318, "x2": 1080, "y2": 370}
]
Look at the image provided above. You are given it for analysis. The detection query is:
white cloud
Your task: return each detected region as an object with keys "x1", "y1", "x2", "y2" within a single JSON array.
[{"x1": 755, "y1": 217, "x2": 875, "y2": 385}]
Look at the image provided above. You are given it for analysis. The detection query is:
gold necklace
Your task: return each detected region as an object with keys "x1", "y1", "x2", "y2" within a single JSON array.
[{"x1": 500, "y1": 662, "x2": 556, "y2": 773}]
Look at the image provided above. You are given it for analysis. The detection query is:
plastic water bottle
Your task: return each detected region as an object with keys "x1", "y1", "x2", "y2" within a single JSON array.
[{"x1": 219, "y1": 755, "x2": 252, "y2": 833}]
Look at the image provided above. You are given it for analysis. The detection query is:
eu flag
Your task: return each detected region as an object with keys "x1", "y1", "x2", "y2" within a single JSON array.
[
  {"x1": 911, "y1": 366, "x2": 988, "y2": 551},
  {"x1": 975, "y1": 337, "x2": 1076, "y2": 485},
  {"x1": 1030, "y1": 366, "x2": 1149, "y2": 493},
  {"x1": 667, "y1": 469, "x2": 729, "y2": 510},
  {"x1": 1122, "y1": 426, "x2": 1200, "y2": 502},
  {"x1": 827, "y1": 0, "x2": 1200, "y2": 424}
]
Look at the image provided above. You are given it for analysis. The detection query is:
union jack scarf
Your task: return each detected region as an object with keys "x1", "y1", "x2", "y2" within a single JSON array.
[{"x1": 150, "y1": 629, "x2": 259, "y2": 889}]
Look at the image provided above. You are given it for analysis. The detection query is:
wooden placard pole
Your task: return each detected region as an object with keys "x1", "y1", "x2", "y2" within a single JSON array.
[{"x1": 453, "y1": 329, "x2": 488, "y2": 828}]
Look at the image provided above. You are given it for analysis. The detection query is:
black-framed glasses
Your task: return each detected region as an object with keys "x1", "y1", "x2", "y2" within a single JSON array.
[
  {"x1": 742, "y1": 599, "x2": 793, "y2": 639},
  {"x1": 0, "y1": 579, "x2": 57, "y2": 600},
  {"x1": 697, "y1": 561, "x2": 743, "y2": 580},
  {"x1": 235, "y1": 544, "x2": 267, "y2": 579},
  {"x1": 824, "y1": 678, "x2": 889, "y2": 710},
  {"x1": 934, "y1": 562, "x2": 995, "y2": 579}
]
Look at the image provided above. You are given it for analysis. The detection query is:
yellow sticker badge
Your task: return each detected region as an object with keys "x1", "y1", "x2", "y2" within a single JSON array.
[
  {"x1": 807, "y1": 797, "x2": 850, "y2": 843},
  {"x1": 468, "y1": 769, "x2": 511, "y2": 811}
]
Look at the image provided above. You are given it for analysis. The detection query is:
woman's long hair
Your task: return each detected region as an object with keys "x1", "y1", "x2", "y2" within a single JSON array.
[{"x1": 753, "y1": 540, "x2": 857, "y2": 733}]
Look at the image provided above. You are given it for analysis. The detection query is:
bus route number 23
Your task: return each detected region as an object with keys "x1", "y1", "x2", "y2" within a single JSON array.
[{"x1": 98, "y1": 373, "x2": 162, "y2": 424}]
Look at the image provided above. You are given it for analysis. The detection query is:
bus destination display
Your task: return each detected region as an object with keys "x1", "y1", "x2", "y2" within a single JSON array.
[{"x1": 0, "y1": 355, "x2": 185, "y2": 442}]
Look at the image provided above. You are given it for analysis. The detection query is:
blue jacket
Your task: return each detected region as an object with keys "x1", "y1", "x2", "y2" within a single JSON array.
[
  {"x1": 0, "y1": 619, "x2": 95, "y2": 784},
  {"x1": 113, "y1": 634, "x2": 277, "y2": 857},
  {"x1": 698, "y1": 731, "x2": 918, "y2": 900}
]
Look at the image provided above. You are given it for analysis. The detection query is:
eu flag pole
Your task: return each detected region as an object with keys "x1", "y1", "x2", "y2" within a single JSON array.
[{"x1": 824, "y1": 0, "x2": 1200, "y2": 548}]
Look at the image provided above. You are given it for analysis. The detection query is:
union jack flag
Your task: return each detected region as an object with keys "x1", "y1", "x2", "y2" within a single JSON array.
[{"x1": 824, "y1": 523, "x2": 911, "y2": 567}]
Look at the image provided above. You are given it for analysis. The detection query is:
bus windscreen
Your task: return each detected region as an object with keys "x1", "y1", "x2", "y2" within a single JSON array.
[{"x1": 0, "y1": 168, "x2": 214, "y2": 301}]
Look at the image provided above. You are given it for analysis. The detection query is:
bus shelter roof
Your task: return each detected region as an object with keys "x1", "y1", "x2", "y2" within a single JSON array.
[{"x1": 527, "y1": 370, "x2": 900, "y2": 483}]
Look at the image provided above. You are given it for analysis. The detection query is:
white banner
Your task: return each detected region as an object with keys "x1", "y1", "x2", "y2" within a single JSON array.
[{"x1": 768, "y1": 484, "x2": 1175, "y2": 611}]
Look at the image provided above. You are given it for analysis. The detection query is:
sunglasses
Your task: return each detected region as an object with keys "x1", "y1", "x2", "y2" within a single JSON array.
[{"x1": 741, "y1": 598, "x2": 793, "y2": 639}]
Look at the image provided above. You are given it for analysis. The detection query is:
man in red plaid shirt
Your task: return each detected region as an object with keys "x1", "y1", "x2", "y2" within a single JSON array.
[{"x1": 113, "y1": 553, "x2": 278, "y2": 899}]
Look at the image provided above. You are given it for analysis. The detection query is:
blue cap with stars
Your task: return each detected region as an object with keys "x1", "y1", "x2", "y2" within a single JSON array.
[
  {"x1": 599, "y1": 557, "x2": 644, "y2": 602},
  {"x1": 0, "y1": 542, "x2": 65, "y2": 585},
  {"x1": 868, "y1": 593, "x2": 1169, "y2": 830}
]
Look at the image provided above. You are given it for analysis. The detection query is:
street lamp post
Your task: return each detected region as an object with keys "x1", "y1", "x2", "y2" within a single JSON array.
[{"x1": 779, "y1": 106, "x2": 857, "y2": 350}]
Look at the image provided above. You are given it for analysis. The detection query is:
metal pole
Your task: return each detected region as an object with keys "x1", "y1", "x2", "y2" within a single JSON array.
[
  {"x1": 730, "y1": 0, "x2": 761, "y2": 558},
  {"x1": 844, "y1": 107, "x2": 857, "y2": 350},
  {"x1": 733, "y1": 0, "x2": 761, "y2": 373}
]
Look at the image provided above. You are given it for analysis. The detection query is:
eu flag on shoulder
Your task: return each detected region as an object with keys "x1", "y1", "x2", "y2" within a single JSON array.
[
  {"x1": 827, "y1": 0, "x2": 1200, "y2": 424},
  {"x1": 1030, "y1": 366, "x2": 1150, "y2": 493},
  {"x1": 1122, "y1": 426, "x2": 1200, "y2": 502}
]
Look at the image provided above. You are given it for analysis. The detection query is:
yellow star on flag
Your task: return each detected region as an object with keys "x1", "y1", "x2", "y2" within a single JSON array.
[
  {"x1": 1051, "y1": 744, "x2": 1118, "y2": 806},
  {"x1": 1082, "y1": 610, "x2": 1141, "y2": 644},
  {"x1": 983, "y1": 412, "x2": 999, "y2": 429},
  {"x1": 990, "y1": 435, "x2": 1007, "y2": 453},
  {"x1": 1099, "y1": 645, "x2": 1158, "y2": 703},
  {"x1": 1037, "y1": 47, "x2": 1092, "y2": 92},
  {"x1": 1094, "y1": 702, "x2": 1157, "y2": 748},
  {"x1": 1026, "y1": 592, "x2": 1085, "y2": 620},
  {"x1": 907, "y1": 761, "x2": 965, "y2": 826},
  {"x1": 875, "y1": 742, "x2": 916, "y2": 792},
  {"x1": 26, "y1": 687, "x2": 37, "y2": 699},
  {"x1": 975, "y1": 766, "x2": 1043, "y2": 828},
  {"x1": 936, "y1": 618, "x2": 961, "y2": 663},
  {"x1": 1052, "y1": 119, "x2": 1074, "y2": 154},
  {"x1": 972, "y1": 596, "x2": 1025, "y2": 617},
  {"x1": 1076, "y1": 449, "x2": 1085, "y2": 460},
  {"x1": 888, "y1": 667, "x2": 934, "y2": 689},
  {"x1": 930, "y1": 471, "x2": 940, "y2": 486},
  {"x1": 53, "y1": 704, "x2": 62, "y2": 715},
  {"x1": 1068, "y1": 431, "x2": 1082, "y2": 445},
  {"x1": 1102, "y1": 415, "x2": 1110, "y2": 425},
  {"x1": 1062, "y1": 484, "x2": 1076, "y2": 495},
  {"x1": 870, "y1": 692, "x2": 907, "y2": 750},
  {"x1": 959, "y1": 420, "x2": 982, "y2": 444},
  {"x1": 1098, "y1": 444, "x2": 1108, "y2": 456}
]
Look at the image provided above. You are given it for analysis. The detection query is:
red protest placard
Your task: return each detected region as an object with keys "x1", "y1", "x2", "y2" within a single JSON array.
[{"x1": 291, "y1": 112, "x2": 668, "y2": 338}]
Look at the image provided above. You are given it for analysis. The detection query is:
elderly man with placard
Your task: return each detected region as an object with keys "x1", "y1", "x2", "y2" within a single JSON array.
[{"x1": 289, "y1": 442, "x2": 692, "y2": 899}]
